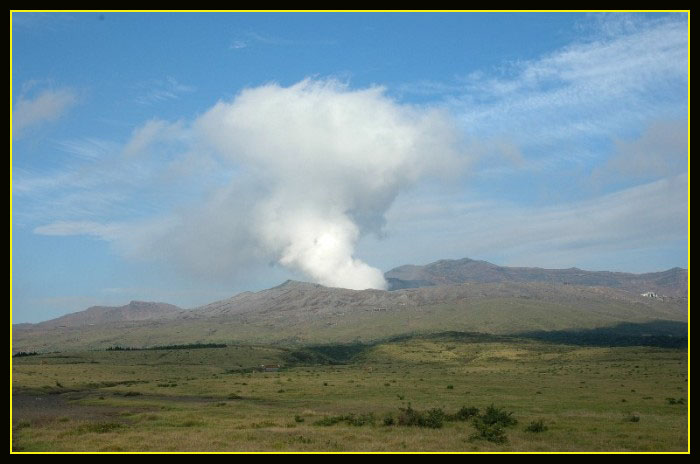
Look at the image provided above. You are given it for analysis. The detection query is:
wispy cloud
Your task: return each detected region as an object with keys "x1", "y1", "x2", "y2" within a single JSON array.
[
  {"x1": 457, "y1": 16, "x2": 686, "y2": 142},
  {"x1": 33, "y1": 220, "x2": 125, "y2": 239},
  {"x1": 375, "y1": 173, "x2": 688, "y2": 272},
  {"x1": 134, "y1": 76, "x2": 195, "y2": 105},
  {"x1": 229, "y1": 39, "x2": 248, "y2": 50},
  {"x1": 122, "y1": 119, "x2": 186, "y2": 158},
  {"x1": 12, "y1": 87, "x2": 78, "y2": 138},
  {"x1": 55, "y1": 137, "x2": 120, "y2": 161},
  {"x1": 398, "y1": 16, "x2": 688, "y2": 183},
  {"x1": 229, "y1": 30, "x2": 335, "y2": 51}
]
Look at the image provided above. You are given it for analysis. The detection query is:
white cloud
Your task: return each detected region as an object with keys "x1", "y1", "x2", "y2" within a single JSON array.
[
  {"x1": 55, "y1": 137, "x2": 119, "y2": 161},
  {"x1": 230, "y1": 39, "x2": 248, "y2": 50},
  {"x1": 30, "y1": 79, "x2": 469, "y2": 290},
  {"x1": 13, "y1": 88, "x2": 77, "y2": 138},
  {"x1": 191, "y1": 79, "x2": 467, "y2": 289},
  {"x1": 122, "y1": 119, "x2": 186, "y2": 158},
  {"x1": 134, "y1": 77, "x2": 195, "y2": 105},
  {"x1": 425, "y1": 16, "x2": 689, "y2": 174}
]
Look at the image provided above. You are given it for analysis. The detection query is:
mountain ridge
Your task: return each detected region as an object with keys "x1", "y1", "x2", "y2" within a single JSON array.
[
  {"x1": 12, "y1": 258, "x2": 688, "y2": 353},
  {"x1": 33, "y1": 300, "x2": 183, "y2": 328},
  {"x1": 385, "y1": 258, "x2": 688, "y2": 298}
]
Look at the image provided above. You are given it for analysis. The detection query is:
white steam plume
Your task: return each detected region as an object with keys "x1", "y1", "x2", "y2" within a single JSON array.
[{"x1": 194, "y1": 79, "x2": 464, "y2": 290}]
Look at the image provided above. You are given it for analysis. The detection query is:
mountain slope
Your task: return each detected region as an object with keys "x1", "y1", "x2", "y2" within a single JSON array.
[
  {"x1": 385, "y1": 258, "x2": 688, "y2": 298},
  {"x1": 35, "y1": 301, "x2": 183, "y2": 328},
  {"x1": 13, "y1": 280, "x2": 687, "y2": 352}
]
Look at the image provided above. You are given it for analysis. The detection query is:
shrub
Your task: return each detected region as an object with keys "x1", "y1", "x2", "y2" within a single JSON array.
[
  {"x1": 525, "y1": 420, "x2": 548, "y2": 432},
  {"x1": 480, "y1": 404, "x2": 517, "y2": 427},
  {"x1": 470, "y1": 418, "x2": 508, "y2": 444},
  {"x1": 396, "y1": 404, "x2": 444, "y2": 429},
  {"x1": 469, "y1": 405, "x2": 518, "y2": 444},
  {"x1": 423, "y1": 408, "x2": 445, "y2": 429},
  {"x1": 396, "y1": 403, "x2": 422, "y2": 427},
  {"x1": 294, "y1": 415, "x2": 305, "y2": 423},
  {"x1": 448, "y1": 406, "x2": 479, "y2": 422}
]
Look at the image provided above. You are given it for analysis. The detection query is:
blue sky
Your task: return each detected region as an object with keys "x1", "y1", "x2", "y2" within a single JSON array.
[{"x1": 12, "y1": 12, "x2": 688, "y2": 322}]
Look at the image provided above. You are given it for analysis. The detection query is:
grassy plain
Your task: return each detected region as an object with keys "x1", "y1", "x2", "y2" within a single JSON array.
[{"x1": 11, "y1": 334, "x2": 688, "y2": 452}]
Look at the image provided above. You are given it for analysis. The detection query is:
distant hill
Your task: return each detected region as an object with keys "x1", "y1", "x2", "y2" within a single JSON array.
[
  {"x1": 385, "y1": 258, "x2": 688, "y2": 298},
  {"x1": 34, "y1": 301, "x2": 183, "y2": 328}
]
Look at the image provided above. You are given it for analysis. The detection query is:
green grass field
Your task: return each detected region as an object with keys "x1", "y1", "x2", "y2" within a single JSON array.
[{"x1": 11, "y1": 334, "x2": 688, "y2": 452}]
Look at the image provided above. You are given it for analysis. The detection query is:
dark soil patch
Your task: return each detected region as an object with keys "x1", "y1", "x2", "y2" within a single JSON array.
[{"x1": 13, "y1": 393, "x2": 127, "y2": 427}]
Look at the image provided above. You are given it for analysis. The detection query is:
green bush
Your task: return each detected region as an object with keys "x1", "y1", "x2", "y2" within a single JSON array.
[
  {"x1": 448, "y1": 406, "x2": 480, "y2": 422},
  {"x1": 480, "y1": 404, "x2": 517, "y2": 427},
  {"x1": 525, "y1": 419, "x2": 548, "y2": 432},
  {"x1": 471, "y1": 418, "x2": 508, "y2": 443},
  {"x1": 469, "y1": 405, "x2": 518, "y2": 444},
  {"x1": 423, "y1": 408, "x2": 446, "y2": 429},
  {"x1": 396, "y1": 404, "x2": 444, "y2": 429},
  {"x1": 396, "y1": 404, "x2": 421, "y2": 427}
]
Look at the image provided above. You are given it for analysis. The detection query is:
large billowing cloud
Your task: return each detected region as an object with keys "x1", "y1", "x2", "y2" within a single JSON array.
[
  {"x1": 191, "y1": 79, "x2": 465, "y2": 289},
  {"x1": 33, "y1": 79, "x2": 466, "y2": 290}
]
